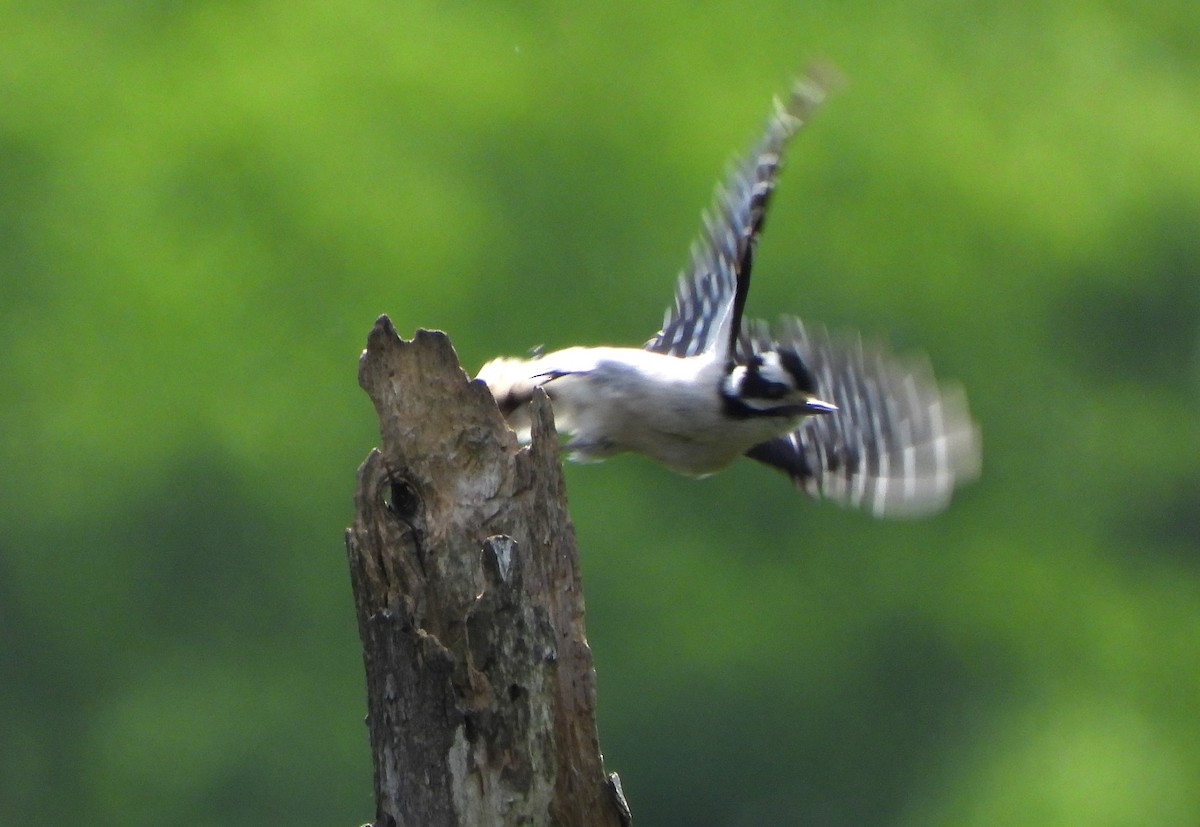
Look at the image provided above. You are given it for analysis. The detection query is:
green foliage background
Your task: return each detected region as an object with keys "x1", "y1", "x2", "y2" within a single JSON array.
[{"x1": 3, "y1": 2, "x2": 1198, "y2": 824}]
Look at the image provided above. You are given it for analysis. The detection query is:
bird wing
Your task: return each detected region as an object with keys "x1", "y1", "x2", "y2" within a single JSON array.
[
  {"x1": 644, "y1": 72, "x2": 832, "y2": 362},
  {"x1": 739, "y1": 317, "x2": 981, "y2": 517}
]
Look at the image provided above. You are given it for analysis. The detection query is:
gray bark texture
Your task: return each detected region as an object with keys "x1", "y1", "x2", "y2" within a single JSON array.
[{"x1": 345, "y1": 317, "x2": 631, "y2": 827}]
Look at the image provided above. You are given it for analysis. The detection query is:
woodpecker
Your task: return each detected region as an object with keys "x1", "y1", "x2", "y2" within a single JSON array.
[{"x1": 477, "y1": 73, "x2": 979, "y2": 516}]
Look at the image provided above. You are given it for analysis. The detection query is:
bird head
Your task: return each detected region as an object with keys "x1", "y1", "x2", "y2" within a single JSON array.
[{"x1": 722, "y1": 349, "x2": 837, "y2": 417}]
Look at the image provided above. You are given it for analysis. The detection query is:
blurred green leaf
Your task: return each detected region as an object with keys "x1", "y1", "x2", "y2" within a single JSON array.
[{"x1": 2, "y1": 1, "x2": 1198, "y2": 825}]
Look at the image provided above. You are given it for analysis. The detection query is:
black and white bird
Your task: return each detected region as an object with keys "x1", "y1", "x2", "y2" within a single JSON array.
[{"x1": 478, "y1": 73, "x2": 979, "y2": 517}]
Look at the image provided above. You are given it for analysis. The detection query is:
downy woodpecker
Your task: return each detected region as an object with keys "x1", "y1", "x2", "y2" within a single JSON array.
[{"x1": 478, "y1": 73, "x2": 979, "y2": 516}]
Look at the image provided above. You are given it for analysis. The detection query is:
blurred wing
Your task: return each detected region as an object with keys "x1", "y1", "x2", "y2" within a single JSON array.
[
  {"x1": 645, "y1": 72, "x2": 832, "y2": 361},
  {"x1": 740, "y1": 317, "x2": 980, "y2": 517}
]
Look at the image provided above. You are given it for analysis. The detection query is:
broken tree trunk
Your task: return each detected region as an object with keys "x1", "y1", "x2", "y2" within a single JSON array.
[{"x1": 344, "y1": 317, "x2": 630, "y2": 827}]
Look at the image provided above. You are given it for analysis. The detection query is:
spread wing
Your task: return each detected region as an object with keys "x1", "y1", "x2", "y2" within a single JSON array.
[
  {"x1": 739, "y1": 318, "x2": 980, "y2": 517},
  {"x1": 644, "y1": 72, "x2": 832, "y2": 361}
]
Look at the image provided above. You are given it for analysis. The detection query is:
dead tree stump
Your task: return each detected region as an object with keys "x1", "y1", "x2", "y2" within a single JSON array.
[{"x1": 344, "y1": 317, "x2": 630, "y2": 827}]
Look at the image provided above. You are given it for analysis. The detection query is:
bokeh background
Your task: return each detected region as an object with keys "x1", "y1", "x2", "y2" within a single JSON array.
[{"x1": 3, "y1": 2, "x2": 1199, "y2": 825}]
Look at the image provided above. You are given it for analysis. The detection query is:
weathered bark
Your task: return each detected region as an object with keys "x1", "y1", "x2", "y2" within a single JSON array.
[{"x1": 345, "y1": 317, "x2": 630, "y2": 827}]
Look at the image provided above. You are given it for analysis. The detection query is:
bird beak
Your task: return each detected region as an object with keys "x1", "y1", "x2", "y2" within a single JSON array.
[{"x1": 803, "y1": 397, "x2": 838, "y2": 415}]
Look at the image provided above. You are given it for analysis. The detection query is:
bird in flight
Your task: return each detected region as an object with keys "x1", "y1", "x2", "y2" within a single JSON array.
[{"x1": 478, "y1": 71, "x2": 979, "y2": 516}]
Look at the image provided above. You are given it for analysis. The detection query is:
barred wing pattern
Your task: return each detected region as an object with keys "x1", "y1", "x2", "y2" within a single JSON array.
[
  {"x1": 740, "y1": 318, "x2": 980, "y2": 517},
  {"x1": 645, "y1": 74, "x2": 831, "y2": 361}
]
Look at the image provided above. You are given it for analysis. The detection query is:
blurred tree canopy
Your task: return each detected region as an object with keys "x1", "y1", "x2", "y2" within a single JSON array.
[{"x1": 2, "y1": 2, "x2": 1198, "y2": 825}]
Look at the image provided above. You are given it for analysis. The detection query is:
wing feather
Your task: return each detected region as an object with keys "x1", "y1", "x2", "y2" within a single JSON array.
[
  {"x1": 645, "y1": 72, "x2": 833, "y2": 360},
  {"x1": 741, "y1": 317, "x2": 981, "y2": 517}
]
